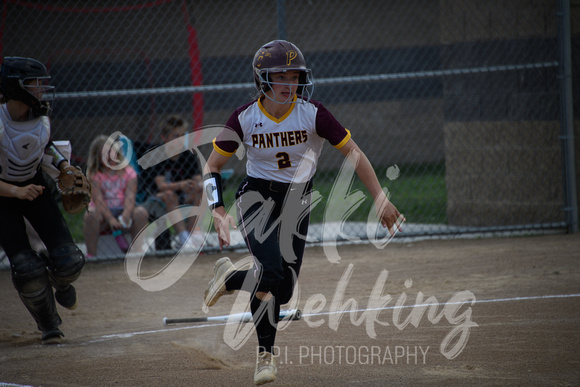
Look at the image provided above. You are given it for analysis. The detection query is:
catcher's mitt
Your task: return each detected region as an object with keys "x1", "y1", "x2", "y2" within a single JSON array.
[{"x1": 56, "y1": 165, "x2": 92, "y2": 214}]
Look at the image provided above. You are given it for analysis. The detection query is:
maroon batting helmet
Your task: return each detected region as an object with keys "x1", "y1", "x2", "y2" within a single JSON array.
[{"x1": 252, "y1": 40, "x2": 313, "y2": 102}]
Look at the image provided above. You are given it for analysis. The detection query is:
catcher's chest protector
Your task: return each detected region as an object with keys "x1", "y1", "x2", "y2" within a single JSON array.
[{"x1": 0, "y1": 105, "x2": 50, "y2": 182}]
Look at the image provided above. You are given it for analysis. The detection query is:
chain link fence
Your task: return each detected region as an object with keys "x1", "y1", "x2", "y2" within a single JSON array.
[{"x1": 1, "y1": 0, "x2": 577, "y2": 259}]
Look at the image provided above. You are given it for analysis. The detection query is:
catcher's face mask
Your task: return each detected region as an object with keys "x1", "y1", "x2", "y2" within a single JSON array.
[
  {"x1": 22, "y1": 78, "x2": 54, "y2": 103},
  {"x1": 1, "y1": 57, "x2": 55, "y2": 117}
]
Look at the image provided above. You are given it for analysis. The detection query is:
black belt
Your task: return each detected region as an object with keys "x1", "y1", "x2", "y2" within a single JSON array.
[{"x1": 247, "y1": 177, "x2": 292, "y2": 193}]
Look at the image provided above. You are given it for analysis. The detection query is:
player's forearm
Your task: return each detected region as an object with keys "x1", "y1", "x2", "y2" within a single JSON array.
[
  {"x1": 353, "y1": 151, "x2": 387, "y2": 203},
  {"x1": 204, "y1": 151, "x2": 229, "y2": 175},
  {"x1": 341, "y1": 140, "x2": 388, "y2": 204},
  {"x1": 203, "y1": 150, "x2": 230, "y2": 215},
  {"x1": 0, "y1": 180, "x2": 17, "y2": 198},
  {"x1": 45, "y1": 142, "x2": 69, "y2": 170},
  {"x1": 58, "y1": 160, "x2": 71, "y2": 171},
  {"x1": 211, "y1": 206, "x2": 228, "y2": 219}
]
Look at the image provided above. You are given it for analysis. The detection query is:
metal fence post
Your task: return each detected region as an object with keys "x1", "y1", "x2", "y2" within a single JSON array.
[
  {"x1": 277, "y1": 0, "x2": 287, "y2": 40},
  {"x1": 557, "y1": 0, "x2": 579, "y2": 233}
]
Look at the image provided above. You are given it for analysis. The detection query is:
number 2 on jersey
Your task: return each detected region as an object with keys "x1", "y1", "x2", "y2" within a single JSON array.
[{"x1": 276, "y1": 152, "x2": 292, "y2": 169}]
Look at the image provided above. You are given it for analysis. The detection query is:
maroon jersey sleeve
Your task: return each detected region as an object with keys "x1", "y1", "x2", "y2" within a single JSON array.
[
  {"x1": 213, "y1": 102, "x2": 252, "y2": 157},
  {"x1": 312, "y1": 100, "x2": 351, "y2": 149}
]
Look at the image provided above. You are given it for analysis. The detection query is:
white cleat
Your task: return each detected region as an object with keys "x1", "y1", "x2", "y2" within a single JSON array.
[
  {"x1": 203, "y1": 257, "x2": 235, "y2": 307},
  {"x1": 254, "y1": 351, "x2": 277, "y2": 385}
]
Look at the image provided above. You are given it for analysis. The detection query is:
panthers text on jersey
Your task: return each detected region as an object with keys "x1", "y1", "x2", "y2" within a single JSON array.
[{"x1": 213, "y1": 95, "x2": 351, "y2": 183}]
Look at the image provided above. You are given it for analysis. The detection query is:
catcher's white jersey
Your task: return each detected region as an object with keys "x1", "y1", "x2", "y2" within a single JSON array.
[
  {"x1": 0, "y1": 104, "x2": 50, "y2": 182},
  {"x1": 214, "y1": 96, "x2": 350, "y2": 183}
]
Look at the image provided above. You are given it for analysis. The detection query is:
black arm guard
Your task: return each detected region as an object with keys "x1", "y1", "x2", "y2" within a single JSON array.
[
  {"x1": 203, "y1": 172, "x2": 224, "y2": 210},
  {"x1": 45, "y1": 141, "x2": 68, "y2": 169}
]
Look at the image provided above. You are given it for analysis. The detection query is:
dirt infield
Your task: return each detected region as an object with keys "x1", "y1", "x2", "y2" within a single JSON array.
[{"x1": 1, "y1": 233, "x2": 579, "y2": 386}]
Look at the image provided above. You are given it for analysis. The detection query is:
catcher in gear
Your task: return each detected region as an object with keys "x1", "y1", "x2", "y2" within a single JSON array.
[{"x1": 0, "y1": 57, "x2": 87, "y2": 344}]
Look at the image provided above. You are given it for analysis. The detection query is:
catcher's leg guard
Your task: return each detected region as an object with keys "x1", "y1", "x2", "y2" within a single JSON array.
[
  {"x1": 10, "y1": 250, "x2": 62, "y2": 332},
  {"x1": 47, "y1": 243, "x2": 85, "y2": 290}
]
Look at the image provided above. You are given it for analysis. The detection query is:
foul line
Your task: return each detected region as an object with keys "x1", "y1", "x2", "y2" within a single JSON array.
[
  {"x1": 301, "y1": 293, "x2": 580, "y2": 318},
  {"x1": 79, "y1": 293, "x2": 580, "y2": 346}
]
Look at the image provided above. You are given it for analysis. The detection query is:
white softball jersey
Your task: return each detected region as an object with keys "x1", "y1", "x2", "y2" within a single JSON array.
[{"x1": 213, "y1": 96, "x2": 351, "y2": 184}]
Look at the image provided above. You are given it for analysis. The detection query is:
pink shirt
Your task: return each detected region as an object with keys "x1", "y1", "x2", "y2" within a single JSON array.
[{"x1": 89, "y1": 167, "x2": 137, "y2": 209}]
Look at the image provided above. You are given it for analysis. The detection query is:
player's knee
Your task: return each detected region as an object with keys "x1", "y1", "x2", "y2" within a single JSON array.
[
  {"x1": 10, "y1": 250, "x2": 50, "y2": 294},
  {"x1": 256, "y1": 291, "x2": 273, "y2": 301},
  {"x1": 255, "y1": 283, "x2": 279, "y2": 301},
  {"x1": 47, "y1": 243, "x2": 85, "y2": 284}
]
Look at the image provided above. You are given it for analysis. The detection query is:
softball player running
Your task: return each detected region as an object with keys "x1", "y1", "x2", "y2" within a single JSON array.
[
  {"x1": 0, "y1": 57, "x2": 86, "y2": 344},
  {"x1": 203, "y1": 40, "x2": 403, "y2": 385}
]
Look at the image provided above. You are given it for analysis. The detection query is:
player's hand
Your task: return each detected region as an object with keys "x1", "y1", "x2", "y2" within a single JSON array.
[
  {"x1": 212, "y1": 207, "x2": 236, "y2": 249},
  {"x1": 375, "y1": 195, "x2": 405, "y2": 236},
  {"x1": 13, "y1": 184, "x2": 45, "y2": 201}
]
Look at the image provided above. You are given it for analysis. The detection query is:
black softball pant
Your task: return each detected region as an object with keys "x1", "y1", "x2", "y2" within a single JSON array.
[
  {"x1": 0, "y1": 172, "x2": 75, "y2": 258},
  {"x1": 234, "y1": 176, "x2": 312, "y2": 302}
]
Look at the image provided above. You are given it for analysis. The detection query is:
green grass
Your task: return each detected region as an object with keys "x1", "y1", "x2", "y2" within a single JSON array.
[
  {"x1": 220, "y1": 163, "x2": 447, "y2": 225},
  {"x1": 61, "y1": 204, "x2": 86, "y2": 243},
  {"x1": 310, "y1": 163, "x2": 447, "y2": 224},
  {"x1": 64, "y1": 163, "x2": 447, "y2": 244}
]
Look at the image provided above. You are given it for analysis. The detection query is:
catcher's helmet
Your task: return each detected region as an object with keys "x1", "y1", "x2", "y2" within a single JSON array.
[
  {"x1": 1, "y1": 57, "x2": 55, "y2": 117},
  {"x1": 252, "y1": 40, "x2": 313, "y2": 103}
]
